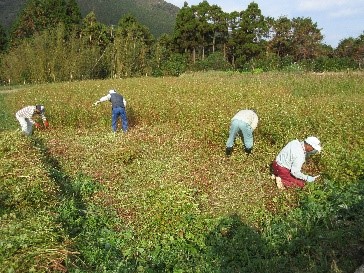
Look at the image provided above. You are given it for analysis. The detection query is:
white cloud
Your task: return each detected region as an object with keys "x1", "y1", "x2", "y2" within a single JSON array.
[
  {"x1": 298, "y1": 0, "x2": 349, "y2": 11},
  {"x1": 329, "y1": 8, "x2": 360, "y2": 18}
]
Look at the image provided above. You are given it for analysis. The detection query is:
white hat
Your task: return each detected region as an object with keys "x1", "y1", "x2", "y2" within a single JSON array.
[
  {"x1": 305, "y1": 136, "x2": 322, "y2": 152},
  {"x1": 109, "y1": 89, "x2": 116, "y2": 94}
]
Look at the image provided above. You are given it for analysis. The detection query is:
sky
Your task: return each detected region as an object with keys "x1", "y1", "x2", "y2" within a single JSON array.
[{"x1": 166, "y1": 0, "x2": 364, "y2": 48}]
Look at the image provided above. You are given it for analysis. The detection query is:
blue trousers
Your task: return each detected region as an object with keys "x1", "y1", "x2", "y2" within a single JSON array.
[
  {"x1": 111, "y1": 107, "x2": 128, "y2": 132},
  {"x1": 226, "y1": 119, "x2": 253, "y2": 149}
]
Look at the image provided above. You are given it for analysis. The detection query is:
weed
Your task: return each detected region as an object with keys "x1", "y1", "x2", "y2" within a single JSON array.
[{"x1": 1, "y1": 72, "x2": 363, "y2": 272}]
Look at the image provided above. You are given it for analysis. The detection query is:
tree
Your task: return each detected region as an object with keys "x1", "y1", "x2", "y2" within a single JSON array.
[
  {"x1": 353, "y1": 33, "x2": 364, "y2": 69},
  {"x1": 336, "y1": 37, "x2": 356, "y2": 58},
  {"x1": 206, "y1": 4, "x2": 228, "y2": 56},
  {"x1": 231, "y1": 2, "x2": 269, "y2": 68},
  {"x1": 173, "y1": 3, "x2": 200, "y2": 63},
  {"x1": 151, "y1": 33, "x2": 173, "y2": 75},
  {"x1": 81, "y1": 12, "x2": 110, "y2": 48},
  {"x1": 268, "y1": 16, "x2": 293, "y2": 58},
  {"x1": 194, "y1": 1, "x2": 211, "y2": 60},
  {"x1": 336, "y1": 32, "x2": 364, "y2": 69},
  {"x1": 64, "y1": 0, "x2": 82, "y2": 33},
  {"x1": 226, "y1": 11, "x2": 241, "y2": 67},
  {"x1": 0, "y1": 24, "x2": 8, "y2": 52},
  {"x1": 290, "y1": 17, "x2": 323, "y2": 61},
  {"x1": 111, "y1": 14, "x2": 153, "y2": 77},
  {"x1": 11, "y1": 0, "x2": 82, "y2": 44}
]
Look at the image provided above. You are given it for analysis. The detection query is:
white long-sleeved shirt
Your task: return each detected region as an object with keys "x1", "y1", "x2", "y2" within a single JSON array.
[
  {"x1": 99, "y1": 94, "x2": 127, "y2": 107},
  {"x1": 16, "y1": 106, "x2": 46, "y2": 124},
  {"x1": 231, "y1": 109, "x2": 258, "y2": 130},
  {"x1": 276, "y1": 139, "x2": 309, "y2": 181}
]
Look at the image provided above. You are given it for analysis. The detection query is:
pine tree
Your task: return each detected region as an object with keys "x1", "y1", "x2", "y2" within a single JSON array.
[
  {"x1": 231, "y1": 2, "x2": 268, "y2": 68},
  {"x1": 173, "y1": 4, "x2": 200, "y2": 63}
]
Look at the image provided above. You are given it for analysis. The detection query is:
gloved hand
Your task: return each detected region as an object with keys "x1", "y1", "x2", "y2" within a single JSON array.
[
  {"x1": 34, "y1": 122, "x2": 41, "y2": 129},
  {"x1": 44, "y1": 120, "x2": 49, "y2": 128},
  {"x1": 93, "y1": 101, "x2": 100, "y2": 106},
  {"x1": 307, "y1": 175, "x2": 320, "y2": 183}
]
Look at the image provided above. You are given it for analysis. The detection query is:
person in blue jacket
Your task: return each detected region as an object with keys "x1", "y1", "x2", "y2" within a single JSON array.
[{"x1": 94, "y1": 89, "x2": 128, "y2": 132}]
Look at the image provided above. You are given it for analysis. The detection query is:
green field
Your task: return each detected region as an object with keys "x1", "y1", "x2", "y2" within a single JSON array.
[{"x1": 1, "y1": 71, "x2": 363, "y2": 272}]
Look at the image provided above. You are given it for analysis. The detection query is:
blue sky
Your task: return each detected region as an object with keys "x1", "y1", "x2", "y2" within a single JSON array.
[{"x1": 167, "y1": 0, "x2": 364, "y2": 48}]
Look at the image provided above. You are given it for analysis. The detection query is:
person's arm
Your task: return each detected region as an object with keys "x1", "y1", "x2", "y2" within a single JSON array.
[
  {"x1": 40, "y1": 112, "x2": 47, "y2": 121},
  {"x1": 40, "y1": 112, "x2": 49, "y2": 128},
  {"x1": 94, "y1": 94, "x2": 110, "y2": 105},
  {"x1": 290, "y1": 156, "x2": 309, "y2": 181}
]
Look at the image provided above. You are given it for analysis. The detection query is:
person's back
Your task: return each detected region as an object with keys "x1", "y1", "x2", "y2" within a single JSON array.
[
  {"x1": 231, "y1": 109, "x2": 258, "y2": 130},
  {"x1": 94, "y1": 89, "x2": 128, "y2": 132},
  {"x1": 226, "y1": 109, "x2": 258, "y2": 156},
  {"x1": 110, "y1": 92, "x2": 125, "y2": 108},
  {"x1": 272, "y1": 137, "x2": 322, "y2": 189},
  {"x1": 276, "y1": 139, "x2": 303, "y2": 170}
]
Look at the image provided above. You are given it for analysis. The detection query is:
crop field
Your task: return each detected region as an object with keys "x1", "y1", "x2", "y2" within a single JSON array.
[{"x1": 1, "y1": 71, "x2": 364, "y2": 272}]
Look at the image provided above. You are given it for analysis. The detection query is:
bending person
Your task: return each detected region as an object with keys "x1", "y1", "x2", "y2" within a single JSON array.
[
  {"x1": 225, "y1": 109, "x2": 258, "y2": 156},
  {"x1": 15, "y1": 105, "x2": 49, "y2": 136},
  {"x1": 272, "y1": 136, "x2": 322, "y2": 189}
]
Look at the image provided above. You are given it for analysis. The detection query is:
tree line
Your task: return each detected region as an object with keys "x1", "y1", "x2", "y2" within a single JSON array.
[{"x1": 0, "y1": 0, "x2": 363, "y2": 85}]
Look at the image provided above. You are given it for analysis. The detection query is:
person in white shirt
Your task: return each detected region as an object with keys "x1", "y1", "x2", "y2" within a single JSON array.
[
  {"x1": 272, "y1": 136, "x2": 322, "y2": 189},
  {"x1": 15, "y1": 105, "x2": 49, "y2": 136},
  {"x1": 225, "y1": 109, "x2": 258, "y2": 156}
]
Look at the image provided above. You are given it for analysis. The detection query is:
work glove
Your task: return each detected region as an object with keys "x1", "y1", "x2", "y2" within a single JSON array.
[
  {"x1": 93, "y1": 101, "x2": 100, "y2": 106},
  {"x1": 44, "y1": 120, "x2": 49, "y2": 128},
  {"x1": 307, "y1": 175, "x2": 320, "y2": 183},
  {"x1": 34, "y1": 122, "x2": 41, "y2": 129}
]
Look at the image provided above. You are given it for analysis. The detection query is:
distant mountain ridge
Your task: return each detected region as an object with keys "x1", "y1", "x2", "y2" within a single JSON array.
[{"x1": 0, "y1": 0, "x2": 179, "y2": 37}]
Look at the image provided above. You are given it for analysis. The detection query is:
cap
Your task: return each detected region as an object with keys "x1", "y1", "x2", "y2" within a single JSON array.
[
  {"x1": 109, "y1": 89, "x2": 116, "y2": 94},
  {"x1": 36, "y1": 105, "x2": 45, "y2": 113},
  {"x1": 305, "y1": 136, "x2": 322, "y2": 152}
]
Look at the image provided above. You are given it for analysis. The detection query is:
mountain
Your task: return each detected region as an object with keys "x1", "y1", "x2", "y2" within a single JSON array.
[
  {"x1": 0, "y1": 0, "x2": 27, "y2": 30},
  {"x1": 0, "y1": 0, "x2": 179, "y2": 37}
]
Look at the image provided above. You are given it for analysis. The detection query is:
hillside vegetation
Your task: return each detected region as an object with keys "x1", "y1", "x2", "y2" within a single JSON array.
[
  {"x1": 0, "y1": 0, "x2": 178, "y2": 37},
  {"x1": 1, "y1": 0, "x2": 362, "y2": 85},
  {"x1": 1, "y1": 71, "x2": 363, "y2": 272}
]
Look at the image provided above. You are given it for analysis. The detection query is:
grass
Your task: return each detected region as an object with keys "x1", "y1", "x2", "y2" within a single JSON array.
[{"x1": 0, "y1": 71, "x2": 363, "y2": 272}]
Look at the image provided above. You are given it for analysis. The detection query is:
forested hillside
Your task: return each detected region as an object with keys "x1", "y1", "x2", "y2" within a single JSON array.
[
  {"x1": 0, "y1": 0, "x2": 363, "y2": 85},
  {"x1": 77, "y1": 0, "x2": 178, "y2": 37},
  {"x1": 0, "y1": 0, "x2": 178, "y2": 37},
  {"x1": 0, "y1": 1, "x2": 26, "y2": 29}
]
